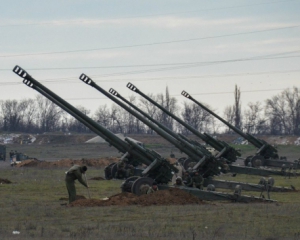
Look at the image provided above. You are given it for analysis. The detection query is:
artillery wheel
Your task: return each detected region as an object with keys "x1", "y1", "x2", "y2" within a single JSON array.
[
  {"x1": 183, "y1": 158, "x2": 196, "y2": 171},
  {"x1": 104, "y1": 163, "x2": 116, "y2": 180},
  {"x1": 244, "y1": 155, "x2": 253, "y2": 166},
  {"x1": 177, "y1": 157, "x2": 187, "y2": 166},
  {"x1": 251, "y1": 155, "x2": 265, "y2": 168},
  {"x1": 121, "y1": 176, "x2": 139, "y2": 193},
  {"x1": 131, "y1": 177, "x2": 154, "y2": 195}
]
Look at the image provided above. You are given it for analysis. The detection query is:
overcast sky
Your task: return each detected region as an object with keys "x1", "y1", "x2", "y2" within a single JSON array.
[{"x1": 1, "y1": 0, "x2": 300, "y2": 117}]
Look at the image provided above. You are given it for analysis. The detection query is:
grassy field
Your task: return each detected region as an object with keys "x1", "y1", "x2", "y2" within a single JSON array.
[
  {"x1": 1, "y1": 166, "x2": 300, "y2": 240},
  {"x1": 1, "y1": 136, "x2": 300, "y2": 239}
]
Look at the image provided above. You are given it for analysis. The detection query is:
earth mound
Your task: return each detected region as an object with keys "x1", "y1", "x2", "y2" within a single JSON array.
[
  {"x1": 0, "y1": 178, "x2": 12, "y2": 184},
  {"x1": 15, "y1": 157, "x2": 119, "y2": 168},
  {"x1": 89, "y1": 177, "x2": 105, "y2": 180},
  {"x1": 69, "y1": 188, "x2": 204, "y2": 207}
]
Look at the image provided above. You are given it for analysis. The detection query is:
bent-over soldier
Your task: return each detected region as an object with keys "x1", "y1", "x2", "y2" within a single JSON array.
[{"x1": 65, "y1": 165, "x2": 88, "y2": 203}]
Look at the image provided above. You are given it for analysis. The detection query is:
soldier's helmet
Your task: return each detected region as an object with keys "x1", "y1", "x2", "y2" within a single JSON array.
[
  {"x1": 82, "y1": 166, "x2": 87, "y2": 172},
  {"x1": 175, "y1": 177, "x2": 182, "y2": 183},
  {"x1": 207, "y1": 184, "x2": 215, "y2": 191},
  {"x1": 282, "y1": 164, "x2": 286, "y2": 167}
]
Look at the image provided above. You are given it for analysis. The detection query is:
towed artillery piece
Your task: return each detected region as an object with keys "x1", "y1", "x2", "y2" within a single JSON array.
[
  {"x1": 12, "y1": 65, "x2": 177, "y2": 186},
  {"x1": 13, "y1": 66, "x2": 282, "y2": 201},
  {"x1": 12, "y1": 66, "x2": 280, "y2": 202},
  {"x1": 181, "y1": 91, "x2": 299, "y2": 169},
  {"x1": 125, "y1": 83, "x2": 292, "y2": 177},
  {"x1": 77, "y1": 77, "x2": 295, "y2": 193},
  {"x1": 125, "y1": 83, "x2": 241, "y2": 165},
  {"x1": 78, "y1": 73, "x2": 222, "y2": 179}
]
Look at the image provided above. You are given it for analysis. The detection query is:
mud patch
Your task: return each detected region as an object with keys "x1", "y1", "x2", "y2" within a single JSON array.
[
  {"x1": 89, "y1": 177, "x2": 105, "y2": 180},
  {"x1": 0, "y1": 178, "x2": 12, "y2": 184},
  {"x1": 15, "y1": 157, "x2": 119, "y2": 168},
  {"x1": 69, "y1": 188, "x2": 204, "y2": 207}
]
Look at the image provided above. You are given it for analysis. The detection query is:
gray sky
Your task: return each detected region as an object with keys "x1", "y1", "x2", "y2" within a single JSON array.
[{"x1": 1, "y1": 0, "x2": 300, "y2": 116}]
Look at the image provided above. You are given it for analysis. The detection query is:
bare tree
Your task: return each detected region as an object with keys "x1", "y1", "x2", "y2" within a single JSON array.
[
  {"x1": 94, "y1": 104, "x2": 112, "y2": 129},
  {"x1": 223, "y1": 106, "x2": 235, "y2": 133},
  {"x1": 234, "y1": 85, "x2": 242, "y2": 129},
  {"x1": 265, "y1": 87, "x2": 300, "y2": 135},
  {"x1": 36, "y1": 95, "x2": 64, "y2": 132},
  {"x1": 179, "y1": 102, "x2": 213, "y2": 134},
  {"x1": 0, "y1": 100, "x2": 23, "y2": 132},
  {"x1": 243, "y1": 102, "x2": 267, "y2": 134},
  {"x1": 67, "y1": 105, "x2": 91, "y2": 133}
]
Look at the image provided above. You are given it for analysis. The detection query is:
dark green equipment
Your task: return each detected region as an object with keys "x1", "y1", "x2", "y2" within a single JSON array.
[
  {"x1": 181, "y1": 91, "x2": 298, "y2": 168},
  {"x1": 12, "y1": 65, "x2": 177, "y2": 186},
  {"x1": 126, "y1": 82, "x2": 240, "y2": 165},
  {"x1": 0, "y1": 145, "x2": 6, "y2": 161},
  {"x1": 79, "y1": 80, "x2": 295, "y2": 193},
  {"x1": 11, "y1": 66, "x2": 284, "y2": 202},
  {"x1": 79, "y1": 73, "x2": 222, "y2": 178}
]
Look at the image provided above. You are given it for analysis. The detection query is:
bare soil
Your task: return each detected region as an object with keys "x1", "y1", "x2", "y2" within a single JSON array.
[
  {"x1": 15, "y1": 157, "x2": 119, "y2": 168},
  {"x1": 69, "y1": 188, "x2": 204, "y2": 207},
  {"x1": 0, "y1": 178, "x2": 11, "y2": 184}
]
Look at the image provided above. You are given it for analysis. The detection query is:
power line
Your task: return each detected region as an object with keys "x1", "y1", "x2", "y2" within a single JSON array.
[
  {"x1": 1, "y1": 50, "x2": 299, "y2": 87},
  {"x1": 2, "y1": 68, "x2": 299, "y2": 87},
  {"x1": 0, "y1": 25, "x2": 299, "y2": 58},
  {"x1": 63, "y1": 88, "x2": 294, "y2": 101},
  {"x1": 1, "y1": 52, "x2": 300, "y2": 71},
  {"x1": 0, "y1": 0, "x2": 297, "y2": 28}
]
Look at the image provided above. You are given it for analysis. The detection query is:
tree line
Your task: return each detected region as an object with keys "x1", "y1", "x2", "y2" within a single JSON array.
[{"x1": 0, "y1": 86, "x2": 299, "y2": 136}]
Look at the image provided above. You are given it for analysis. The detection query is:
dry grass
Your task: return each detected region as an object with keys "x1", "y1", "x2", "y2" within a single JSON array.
[{"x1": 1, "y1": 167, "x2": 300, "y2": 240}]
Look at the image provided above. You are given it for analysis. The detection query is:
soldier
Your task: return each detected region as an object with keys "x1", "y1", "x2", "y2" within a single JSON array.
[
  {"x1": 9, "y1": 150, "x2": 14, "y2": 163},
  {"x1": 65, "y1": 165, "x2": 88, "y2": 203},
  {"x1": 174, "y1": 177, "x2": 183, "y2": 187},
  {"x1": 192, "y1": 171, "x2": 204, "y2": 190},
  {"x1": 147, "y1": 181, "x2": 158, "y2": 194},
  {"x1": 115, "y1": 159, "x2": 127, "y2": 179},
  {"x1": 182, "y1": 171, "x2": 193, "y2": 187}
]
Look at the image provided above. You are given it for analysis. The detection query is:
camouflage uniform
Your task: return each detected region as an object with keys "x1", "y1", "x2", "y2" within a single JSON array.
[
  {"x1": 147, "y1": 186, "x2": 158, "y2": 194},
  {"x1": 65, "y1": 165, "x2": 88, "y2": 203},
  {"x1": 115, "y1": 161, "x2": 127, "y2": 179},
  {"x1": 192, "y1": 172, "x2": 204, "y2": 189},
  {"x1": 182, "y1": 172, "x2": 193, "y2": 187}
]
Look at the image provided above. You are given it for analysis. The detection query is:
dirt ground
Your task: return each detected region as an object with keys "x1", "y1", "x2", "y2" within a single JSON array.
[
  {"x1": 14, "y1": 157, "x2": 119, "y2": 168},
  {"x1": 0, "y1": 178, "x2": 11, "y2": 184},
  {"x1": 69, "y1": 188, "x2": 204, "y2": 207}
]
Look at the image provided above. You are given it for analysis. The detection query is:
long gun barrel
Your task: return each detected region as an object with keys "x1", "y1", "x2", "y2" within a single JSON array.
[
  {"x1": 181, "y1": 91, "x2": 279, "y2": 160},
  {"x1": 12, "y1": 66, "x2": 177, "y2": 184},
  {"x1": 79, "y1": 74, "x2": 222, "y2": 177},
  {"x1": 126, "y1": 82, "x2": 241, "y2": 163}
]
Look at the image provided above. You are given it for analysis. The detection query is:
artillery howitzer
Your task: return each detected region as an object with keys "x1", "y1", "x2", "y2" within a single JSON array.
[
  {"x1": 12, "y1": 65, "x2": 177, "y2": 188},
  {"x1": 78, "y1": 73, "x2": 222, "y2": 179},
  {"x1": 181, "y1": 91, "x2": 298, "y2": 169},
  {"x1": 126, "y1": 83, "x2": 240, "y2": 165},
  {"x1": 107, "y1": 88, "x2": 297, "y2": 192},
  {"x1": 78, "y1": 78, "x2": 295, "y2": 193},
  {"x1": 125, "y1": 83, "x2": 293, "y2": 177},
  {"x1": 11, "y1": 66, "x2": 283, "y2": 202}
]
